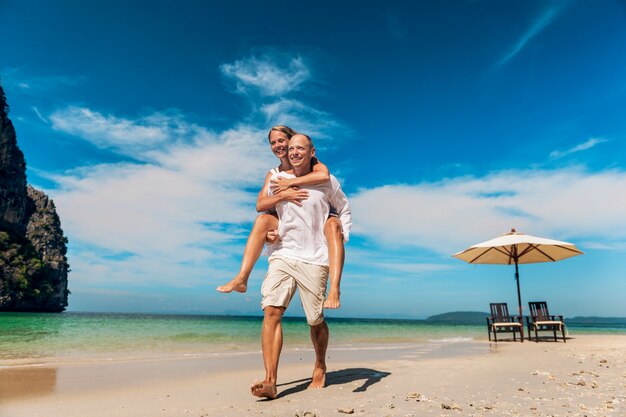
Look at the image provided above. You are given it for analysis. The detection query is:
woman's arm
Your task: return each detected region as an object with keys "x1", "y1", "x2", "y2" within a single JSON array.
[
  {"x1": 270, "y1": 161, "x2": 330, "y2": 194},
  {"x1": 256, "y1": 171, "x2": 309, "y2": 212}
]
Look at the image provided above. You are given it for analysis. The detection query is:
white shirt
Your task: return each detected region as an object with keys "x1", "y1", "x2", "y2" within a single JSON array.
[{"x1": 268, "y1": 172, "x2": 352, "y2": 266}]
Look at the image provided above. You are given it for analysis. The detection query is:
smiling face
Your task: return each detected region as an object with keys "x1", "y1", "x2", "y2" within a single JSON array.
[
  {"x1": 288, "y1": 134, "x2": 315, "y2": 172},
  {"x1": 268, "y1": 129, "x2": 291, "y2": 160}
]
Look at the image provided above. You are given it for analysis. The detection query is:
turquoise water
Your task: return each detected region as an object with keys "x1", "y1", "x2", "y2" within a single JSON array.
[{"x1": 1, "y1": 312, "x2": 624, "y2": 364}]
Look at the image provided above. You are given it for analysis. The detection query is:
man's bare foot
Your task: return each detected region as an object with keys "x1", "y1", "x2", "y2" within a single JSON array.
[
  {"x1": 323, "y1": 291, "x2": 340, "y2": 309},
  {"x1": 308, "y1": 363, "x2": 326, "y2": 389},
  {"x1": 216, "y1": 275, "x2": 248, "y2": 293},
  {"x1": 250, "y1": 380, "x2": 277, "y2": 399}
]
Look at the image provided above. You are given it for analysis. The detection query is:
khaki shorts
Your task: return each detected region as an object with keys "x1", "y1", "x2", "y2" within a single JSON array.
[{"x1": 261, "y1": 256, "x2": 329, "y2": 326}]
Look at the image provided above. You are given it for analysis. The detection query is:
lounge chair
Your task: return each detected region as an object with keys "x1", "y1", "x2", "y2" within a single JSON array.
[
  {"x1": 526, "y1": 301, "x2": 566, "y2": 342},
  {"x1": 487, "y1": 303, "x2": 523, "y2": 342}
]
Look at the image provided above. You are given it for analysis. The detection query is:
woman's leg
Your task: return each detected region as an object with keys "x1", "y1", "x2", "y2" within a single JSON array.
[
  {"x1": 217, "y1": 213, "x2": 278, "y2": 293},
  {"x1": 322, "y1": 217, "x2": 344, "y2": 308}
]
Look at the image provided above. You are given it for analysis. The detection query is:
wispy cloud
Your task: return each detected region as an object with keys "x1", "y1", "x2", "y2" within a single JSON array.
[
  {"x1": 1, "y1": 67, "x2": 86, "y2": 92},
  {"x1": 47, "y1": 121, "x2": 276, "y2": 292},
  {"x1": 497, "y1": 4, "x2": 565, "y2": 67},
  {"x1": 550, "y1": 137, "x2": 608, "y2": 159},
  {"x1": 351, "y1": 167, "x2": 626, "y2": 254},
  {"x1": 31, "y1": 106, "x2": 49, "y2": 123},
  {"x1": 261, "y1": 99, "x2": 349, "y2": 142},
  {"x1": 220, "y1": 53, "x2": 310, "y2": 97},
  {"x1": 49, "y1": 106, "x2": 206, "y2": 157},
  {"x1": 220, "y1": 52, "x2": 350, "y2": 144}
]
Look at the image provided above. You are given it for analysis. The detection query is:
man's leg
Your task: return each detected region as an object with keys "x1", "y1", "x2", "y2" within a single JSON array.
[
  {"x1": 251, "y1": 306, "x2": 284, "y2": 399},
  {"x1": 308, "y1": 320, "x2": 329, "y2": 389}
]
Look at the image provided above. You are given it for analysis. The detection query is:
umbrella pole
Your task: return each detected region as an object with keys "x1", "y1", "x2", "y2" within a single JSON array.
[{"x1": 515, "y1": 260, "x2": 524, "y2": 341}]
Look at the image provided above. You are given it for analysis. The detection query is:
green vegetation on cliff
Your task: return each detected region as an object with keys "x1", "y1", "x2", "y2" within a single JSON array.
[{"x1": 0, "y1": 231, "x2": 67, "y2": 311}]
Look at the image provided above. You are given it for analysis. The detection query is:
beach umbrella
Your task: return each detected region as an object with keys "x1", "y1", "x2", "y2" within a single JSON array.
[{"x1": 452, "y1": 228, "x2": 583, "y2": 339}]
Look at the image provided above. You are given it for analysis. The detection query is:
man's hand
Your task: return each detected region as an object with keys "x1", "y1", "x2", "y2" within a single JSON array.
[
  {"x1": 266, "y1": 229, "x2": 280, "y2": 244},
  {"x1": 323, "y1": 290, "x2": 341, "y2": 309},
  {"x1": 270, "y1": 177, "x2": 293, "y2": 194},
  {"x1": 281, "y1": 188, "x2": 309, "y2": 206}
]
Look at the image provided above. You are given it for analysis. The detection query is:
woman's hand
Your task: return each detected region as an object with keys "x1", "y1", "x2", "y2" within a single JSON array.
[
  {"x1": 266, "y1": 229, "x2": 280, "y2": 244},
  {"x1": 270, "y1": 177, "x2": 293, "y2": 194}
]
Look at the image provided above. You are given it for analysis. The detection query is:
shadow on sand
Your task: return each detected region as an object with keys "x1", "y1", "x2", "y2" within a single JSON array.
[{"x1": 274, "y1": 367, "x2": 391, "y2": 399}]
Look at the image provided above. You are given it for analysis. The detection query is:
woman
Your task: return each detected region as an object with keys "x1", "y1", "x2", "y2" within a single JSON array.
[{"x1": 216, "y1": 125, "x2": 345, "y2": 309}]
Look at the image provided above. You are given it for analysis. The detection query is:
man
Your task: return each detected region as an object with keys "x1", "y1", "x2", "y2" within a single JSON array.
[{"x1": 250, "y1": 134, "x2": 352, "y2": 399}]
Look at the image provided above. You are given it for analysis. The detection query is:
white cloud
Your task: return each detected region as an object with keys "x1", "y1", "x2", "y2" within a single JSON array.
[
  {"x1": 497, "y1": 5, "x2": 565, "y2": 67},
  {"x1": 32, "y1": 106, "x2": 49, "y2": 123},
  {"x1": 40, "y1": 106, "x2": 286, "y2": 291},
  {"x1": 49, "y1": 106, "x2": 203, "y2": 156},
  {"x1": 49, "y1": 123, "x2": 275, "y2": 277},
  {"x1": 220, "y1": 54, "x2": 350, "y2": 145},
  {"x1": 261, "y1": 99, "x2": 347, "y2": 142},
  {"x1": 550, "y1": 137, "x2": 608, "y2": 159},
  {"x1": 220, "y1": 54, "x2": 310, "y2": 97},
  {"x1": 351, "y1": 167, "x2": 626, "y2": 254}
]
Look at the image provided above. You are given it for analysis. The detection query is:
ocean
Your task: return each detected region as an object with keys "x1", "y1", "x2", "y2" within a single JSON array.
[{"x1": 1, "y1": 312, "x2": 624, "y2": 366}]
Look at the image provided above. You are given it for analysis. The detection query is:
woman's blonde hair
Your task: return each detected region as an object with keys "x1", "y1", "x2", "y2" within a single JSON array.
[{"x1": 268, "y1": 125, "x2": 297, "y2": 141}]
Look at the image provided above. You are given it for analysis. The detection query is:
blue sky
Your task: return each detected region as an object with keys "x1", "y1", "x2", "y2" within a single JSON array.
[{"x1": 2, "y1": 0, "x2": 625, "y2": 318}]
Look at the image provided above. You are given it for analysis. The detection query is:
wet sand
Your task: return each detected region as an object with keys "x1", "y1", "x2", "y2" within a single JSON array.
[{"x1": 1, "y1": 335, "x2": 624, "y2": 417}]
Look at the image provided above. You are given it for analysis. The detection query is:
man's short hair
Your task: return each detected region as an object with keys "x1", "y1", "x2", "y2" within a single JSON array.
[
  {"x1": 294, "y1": 133, "x2": 314, "y2": 149},
  {"x1": 268, "y1": 125, "x2": 296, "y2": 141}
]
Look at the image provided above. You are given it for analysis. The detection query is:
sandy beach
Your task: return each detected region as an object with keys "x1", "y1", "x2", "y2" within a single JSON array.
[{"x1": 1, "y1": 334, "x2": 624, "y2": 417}]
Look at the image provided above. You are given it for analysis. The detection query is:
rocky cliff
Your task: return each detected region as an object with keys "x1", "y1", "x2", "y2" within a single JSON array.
[
  {"x1": 0, "y1": 84, "x2": 69, "y2": 312},
  {"x1": 0, "y1": 86, "x2": 28, "y2": 236}
]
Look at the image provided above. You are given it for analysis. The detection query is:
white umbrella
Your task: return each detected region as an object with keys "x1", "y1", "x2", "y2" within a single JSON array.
[{"x1": 453, "y1": 228, "x2": 583, "y2": 339}]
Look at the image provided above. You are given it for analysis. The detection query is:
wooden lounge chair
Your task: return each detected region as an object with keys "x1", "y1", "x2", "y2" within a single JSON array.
[
  {"x1": 487, "y1": 303, "x2": 523, "y2": 342},
  {"x1": 526, "y1": 301, "x2": 566, "y2": 342}
]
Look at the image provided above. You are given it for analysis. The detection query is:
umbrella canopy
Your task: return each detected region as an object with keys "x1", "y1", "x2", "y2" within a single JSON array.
[
  {"x1": 453, "y1": 229, "x2": 583, "y2": 265},
  {"x1": 453, "y1": 228, "x2": 583, "y2": 340}
]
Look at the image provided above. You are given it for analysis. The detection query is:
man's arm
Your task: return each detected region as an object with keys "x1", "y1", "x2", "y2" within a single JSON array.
[
  {"x1": 270, "y1": 161, "x2": 330, "y2": 194},
  {"x1": 256, "y1": 172, "x2": 309, "y2": 213}
]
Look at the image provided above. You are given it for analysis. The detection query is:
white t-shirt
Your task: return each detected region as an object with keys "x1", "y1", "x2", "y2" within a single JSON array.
[{"x1": 267, "y1": 172, "x2": 352, "y2": 266}]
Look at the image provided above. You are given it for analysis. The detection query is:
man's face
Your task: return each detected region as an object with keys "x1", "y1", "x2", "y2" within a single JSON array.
[
  {"x1": 288, "y1": 134, "x2": 314, "y2": 169},
  {"x1": 268, "y1": 130, "x2": 290, "y2": 159}
]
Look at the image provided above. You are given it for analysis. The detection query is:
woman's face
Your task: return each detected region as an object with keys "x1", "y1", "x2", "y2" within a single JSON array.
[{"x1": 268, "y1": 130, "x2": 290, "y2": 159}]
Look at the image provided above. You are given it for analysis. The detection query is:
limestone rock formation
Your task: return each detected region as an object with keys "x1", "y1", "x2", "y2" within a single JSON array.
[
  {"x1": 0, "y1": 86, "x2": 28, "y2": 236},
  {"x1": 0, "y1": 84, "x2": 69, "y2": 311}
]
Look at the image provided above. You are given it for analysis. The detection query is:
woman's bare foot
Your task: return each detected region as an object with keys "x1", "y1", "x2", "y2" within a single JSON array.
[
  {"x1": 216, "y1": 274, "x2": 248, "y2": 293},
  {"x1": 308, "y1": 363, "x2": 326, "y2": 389},
  {"x1": 250, "y1": 380, "x2": 277, "y2": 399}
]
